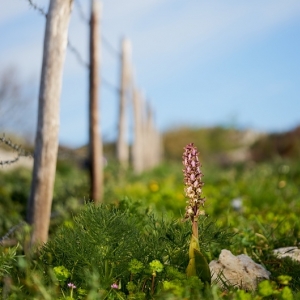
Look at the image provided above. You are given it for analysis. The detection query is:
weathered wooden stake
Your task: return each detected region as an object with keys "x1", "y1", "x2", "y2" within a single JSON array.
[
  {"x1": 153, "y1": 125, "x2": 163, "y2": 167},
  {"x1": 117, "y1": 38, "x2": 131, "y2": 168},
  {"x1": 89, "y1": 0, "x2": 103, "y2": 204},
  {"x1": 132, "y1": 87, "x2": 144, "y2": 174},
  {"x1": 27, "y1": 0, "x2": 73, "y2": 246},
  {"x1": 143, "y1": 102, "x2": 162, "y2": 170}
]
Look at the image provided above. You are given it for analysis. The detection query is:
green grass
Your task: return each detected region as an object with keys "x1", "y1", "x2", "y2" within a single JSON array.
[{"x1": 1, "y1": 149, "x2": 300, "y2": 298}]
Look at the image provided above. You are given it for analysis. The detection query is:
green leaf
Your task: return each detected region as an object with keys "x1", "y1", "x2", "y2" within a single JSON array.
[
  {"x1": 53, "y1": 265, "x2": 70, "y2": 282},
  {"x1": 194, "y1": 249, "x2": 211, "y2": 284},
  {"x1": 186, "y1": 235, "x2": 211, "y2": 284},
  {"x1": 280, "y1": 286, "x2": 293, "y2": 300},
  {"x1": 258, "y1": 280, "x2": 274, "y2": 297}
]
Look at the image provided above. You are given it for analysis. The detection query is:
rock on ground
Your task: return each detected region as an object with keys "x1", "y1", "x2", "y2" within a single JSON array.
[
  {"x1": 273, "y1": 247, "x2": 300, "y2": 262},
  {"x1": 209, "y1": 249, "x2": 271, "y2": 291}
]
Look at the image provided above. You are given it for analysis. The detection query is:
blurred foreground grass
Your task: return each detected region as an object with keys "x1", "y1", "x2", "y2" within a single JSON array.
[{"x1": 1, "y1": 126, "x2": 300, "y2": 298}]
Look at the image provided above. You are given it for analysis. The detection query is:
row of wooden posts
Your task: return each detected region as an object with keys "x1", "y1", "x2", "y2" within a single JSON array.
[
  {"x1": 26, "y1": 0, "x2": 162, "y2": 248},
  {"x1": 117, "y1": 39, "x2": 163, "y2": 173}
]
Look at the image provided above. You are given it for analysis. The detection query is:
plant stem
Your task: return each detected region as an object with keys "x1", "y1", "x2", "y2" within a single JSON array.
[
  {"x1": 142, "y1": 279, "x2": 148, "y2": 292},
  {"x1": 192, "y1": 217, "x2": 198, "y2": 239},
  {"x1": 151, "y1": 275, "x2": 155, "y2": 295}
]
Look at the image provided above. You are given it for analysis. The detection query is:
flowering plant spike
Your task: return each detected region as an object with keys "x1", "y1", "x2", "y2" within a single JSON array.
[
  {"x1": 183, "y1": 143, "x2": 211, "y2": 284},
  {"x1": 183, "y1": 143, "x2": 206, "y2": 222}
]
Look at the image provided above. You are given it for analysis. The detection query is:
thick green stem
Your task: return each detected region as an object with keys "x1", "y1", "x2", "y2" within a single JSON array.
[{"x1": 192, "y1": 217, "x2": 198, "y2": 239}]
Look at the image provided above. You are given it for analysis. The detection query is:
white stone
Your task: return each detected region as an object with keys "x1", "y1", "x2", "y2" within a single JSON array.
[
  {"x1": 273, "y1": 247, "x2": 300, "y2": 262},
  {"x1": 231, "y1": 198, "x2": 243, "y2": 212},
  {"x1": 209, "y1": 249, "x2": 271, "y2": 291}
]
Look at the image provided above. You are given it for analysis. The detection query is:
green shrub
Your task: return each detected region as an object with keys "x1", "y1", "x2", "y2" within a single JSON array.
[{"x1": 36, "y1": 203, "x2": 232, "y2": 299}]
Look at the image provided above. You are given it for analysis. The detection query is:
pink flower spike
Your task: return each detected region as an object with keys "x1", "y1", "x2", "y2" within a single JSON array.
[
  {"x1": 68, "y1": 282, "x2": 76, "y2": 289},
  {"x1": 182, "y1": 143, "x2": 206, "y2": 221},
  {"x1": 111, "y1": 283, "x2": 118, "y2": 289}
]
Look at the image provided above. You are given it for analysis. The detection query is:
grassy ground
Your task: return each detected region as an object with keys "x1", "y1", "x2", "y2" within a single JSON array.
[{"x1": 1, "y1": 127, "x2": 300, "y2": 299}]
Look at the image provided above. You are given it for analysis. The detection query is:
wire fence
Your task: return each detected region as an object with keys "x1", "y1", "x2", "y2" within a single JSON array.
[
  {"x1": 0, "y1": 221, "x2": 26, "y2": 246},
  {"x1": 2, "y1": 0, "x2": 162, "y2": 244},
  {"x1": 74, "y1": 0, "x2": 89, "y2": 23},
  {"x1": 74, "y1": 0, "x2": 121, "y2": 57},
  {"x1": 26, "y1": 0, "x2": 120, "y2": 93},
  {"x1": 0, "y1": 134, "x2": 32, "y2": 166},
  {"x1": 27, "y1": 0, "x2": 47, "y2": 17}
]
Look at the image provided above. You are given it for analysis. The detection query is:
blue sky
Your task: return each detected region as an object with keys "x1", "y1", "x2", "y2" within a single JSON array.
[{"x1": 0, "y1": 0, "x2": 300, "y2": 147}]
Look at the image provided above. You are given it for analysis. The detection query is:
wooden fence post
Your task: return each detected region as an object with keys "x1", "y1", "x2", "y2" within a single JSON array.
[
  {"x1": 142, "y1": 102, "x2": 162, "y2": 170},
  {"x1": 132, "y1": 87, "x2": 144, "y2": 174},
  {"x1": 116, "y1": 38, "x2": 131, "y2": 168},
  {"x1": 89, "y1": 0, "x2": 103, "y2": 203},
  {"x1": 152, "y1": 125, "x2": 163, "y2": 167},
  {"x1": 27, "y1": 0, "x2": 73, "y2": 246},
  {"x1": 146, "y1": 102, "x2": 154, "y2": 169}
]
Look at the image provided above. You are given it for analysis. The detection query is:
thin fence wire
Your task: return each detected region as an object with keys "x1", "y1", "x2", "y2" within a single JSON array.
[
  {"x1": 74, "y1": 0, "x2": 89, "y2": 24},
  {"x1": 0, "y1": 221, "x2": 26, "y2": 246},
  {"x1": 0, "y1": 134, "x2": 32, "y2": 166},
  {"x1": 26, "y1": 0, "x2": 90, "y2": 69},
  {"x1": 73, "y1": 0, "x2": 122, "y2": 59},
  {"x1": 102, "y1": 35, "x2": 121, "y2": 58},
  {"x1": 24, "y1": 0, "x2": 120, "y2": 94},
  {"x1": 74, "y1": 0, "x2": 121, "y2": 58},
  {"x1": 102, "y1": 78, "x2": 120, "y2": 94},
  {"x1": 67, "y1": 39, "x2": 90, "y2": 69},
  {"x1": 27, "y1": 0, "x2": 47, "y2": 17}
]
